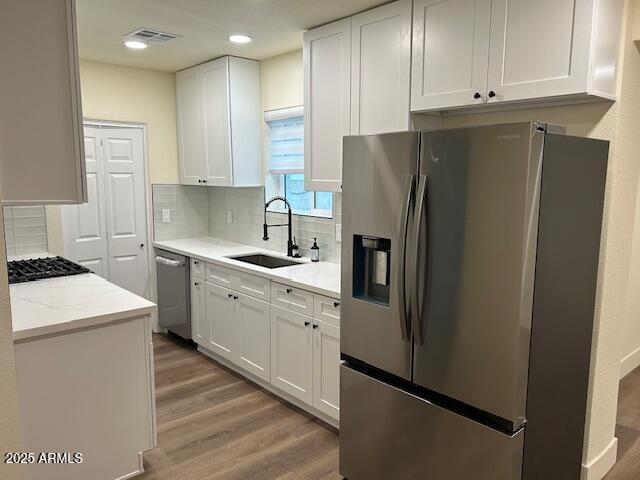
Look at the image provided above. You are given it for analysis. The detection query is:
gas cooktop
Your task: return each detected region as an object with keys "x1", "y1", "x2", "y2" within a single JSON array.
[{"x1": 7, "y1": 256, "x2": 91, "y2": 284}]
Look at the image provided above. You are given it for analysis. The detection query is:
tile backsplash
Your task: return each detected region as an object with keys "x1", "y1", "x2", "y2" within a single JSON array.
[
  {"x1": 3, "y1": 206, "x2": 48, "y2": 257},
  {"x1": 152, "y1": 185, "x2": 342, "y2": 264},
  {"x1": 152, "y1": 185, "x2": 209, "y2": 241}
]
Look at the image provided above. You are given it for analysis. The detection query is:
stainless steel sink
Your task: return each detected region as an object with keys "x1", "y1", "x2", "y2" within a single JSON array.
[{"x1": 227, "y1": 254, "x2": 303, "y2": 269}]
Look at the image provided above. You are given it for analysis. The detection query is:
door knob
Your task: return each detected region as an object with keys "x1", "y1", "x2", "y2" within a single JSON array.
[
  {"x1": 473, "y1": 92, "x2": 481, "y2": 99},
  {"x1": 488, "y1": 90, "x2": 496, "y2": 98}
]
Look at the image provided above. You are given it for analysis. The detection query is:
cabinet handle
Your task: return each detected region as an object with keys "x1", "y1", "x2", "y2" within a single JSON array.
[
  {"x1": 304, "y1": 321, "x2": 310, "y2": 327},
  {"x1": 286, "y1": 288, "x2": 293, "y2": 294},
  {"x1": 234, "y1": 295, "x2": 239, "y2": 300},
  {"x1": 312, "y1": 324, "x2": 318, "y2": 329},
  {"x1": 203, "y1": 179, "x2": 208, "y2": 184},
  {"x1": 333, "y1": 301, "x2": 340, "y2": 308},
  {"x1": 198, "y1": 179, "x2": 202, "y2": 183},
  {"x1": 473, "y1": 92, "x2": 481, "y2": 99},
  {"x1": 228, "y1": 293, "x2": 233, "y2": 298},
  {"x1": 194, "y1": 260, "x2": 199, "y2": 265},
  {"x1": 194, "y1": 282, "x2": 200, "y2": 286},
  {"x1": 488, "y1": 90, "x2": 496, "y2": 98}
]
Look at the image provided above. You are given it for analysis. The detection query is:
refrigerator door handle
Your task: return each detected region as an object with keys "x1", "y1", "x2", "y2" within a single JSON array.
[
  {"x1": 411, "y1": 175, "x2": 428, "y2": 345},
  {"x1": 397, "y1": 174, "x2": 415, "y2": 341}
]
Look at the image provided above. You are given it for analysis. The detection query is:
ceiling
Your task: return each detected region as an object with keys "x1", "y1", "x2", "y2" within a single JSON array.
[{"x1": 77, "y1": 0, "x2": 387, "y2": 72}]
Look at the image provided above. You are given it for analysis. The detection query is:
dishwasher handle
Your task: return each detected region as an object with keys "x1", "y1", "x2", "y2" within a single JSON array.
[{"x1": 156, "y1": 255, "x2": 184, "y2": 268}]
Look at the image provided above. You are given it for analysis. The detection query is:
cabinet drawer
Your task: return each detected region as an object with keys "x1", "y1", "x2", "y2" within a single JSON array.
[
  {"x1": 271, "y1": 283, "x2": 314, "y2": 316},
  {"x1": 191, "y1": 258, "x2": 205, "y2": 279},
  {"x1": 314, "y1": 294, "x2": 341, "y2": 326},
  {"x1": 206, "y1": 263, "x2": 234, "y2": 288},
  {"x1": 235, "y1": 271, "x2": 271, "y2": 302}
]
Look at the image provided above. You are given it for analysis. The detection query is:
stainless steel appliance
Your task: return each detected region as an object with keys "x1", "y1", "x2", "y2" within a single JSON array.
[
  {"x1": 156, "y1": 249, "x2": 191, "y2": 340},
  {"x1": 340, "y1": 122, "x2": 608, "y2": 480}
]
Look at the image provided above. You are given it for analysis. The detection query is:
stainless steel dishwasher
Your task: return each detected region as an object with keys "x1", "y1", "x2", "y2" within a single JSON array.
[{"x1": 156, "y1": 249, "x2": 191, "y2": 340}]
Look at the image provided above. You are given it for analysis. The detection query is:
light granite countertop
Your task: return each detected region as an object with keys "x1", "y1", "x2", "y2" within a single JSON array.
[
  {"x1": 10, "y1": 273, "x2": 156, "y2": 342},
  {"x1": 153, "y1": 237, "x2": 341, "y2": 298}
]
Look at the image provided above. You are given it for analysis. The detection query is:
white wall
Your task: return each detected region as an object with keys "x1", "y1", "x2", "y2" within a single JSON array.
[{"x1": 261, "y1": 50, "x2": 303, "y2": 112}]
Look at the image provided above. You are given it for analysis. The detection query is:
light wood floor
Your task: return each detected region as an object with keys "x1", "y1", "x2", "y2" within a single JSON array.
[
  {"x1": 604, "y1": 366, "x2": 640, "y2": 479},
  {"x1": 139, "y1": 333, "x2": 340, "y2": 480},
  {"x1": 143, "y1": 333, "x2": 640, "y2": 479}
]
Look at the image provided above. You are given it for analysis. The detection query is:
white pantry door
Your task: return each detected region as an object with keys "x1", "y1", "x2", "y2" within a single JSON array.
[
  {"x1": 63, "y1": 124, "x2": 149, "y2": 298},
  {"x1": 62, "y1": 125, "x2": 110, "y2": 277},
  {"x1": 101, "y1": 126, "x2": 149, "y2": 298}
]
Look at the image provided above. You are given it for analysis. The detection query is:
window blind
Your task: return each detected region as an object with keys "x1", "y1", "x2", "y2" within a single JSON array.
[{"x1": 265, "y1": 106, "x2": 304, "y2": 174}]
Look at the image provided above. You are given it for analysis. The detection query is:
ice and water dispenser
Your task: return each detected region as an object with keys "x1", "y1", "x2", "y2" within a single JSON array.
[{"x1": 352, "y1": 235, "x2": 391, "y2": 306}]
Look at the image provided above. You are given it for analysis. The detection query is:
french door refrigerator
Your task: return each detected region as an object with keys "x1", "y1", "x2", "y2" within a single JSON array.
[{"x1": 339, "y1": 122, "x2": 608, "y2": 480}]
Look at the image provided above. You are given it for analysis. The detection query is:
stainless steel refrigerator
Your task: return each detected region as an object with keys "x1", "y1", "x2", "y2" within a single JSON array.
[{"x1": 339, "y1": 122, "x2": 608, "y2": 480}]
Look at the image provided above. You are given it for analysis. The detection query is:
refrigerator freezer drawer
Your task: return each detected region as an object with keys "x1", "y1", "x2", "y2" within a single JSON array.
[{"x1": 340, "y1": 365, "x2": 524, "y2": 480}]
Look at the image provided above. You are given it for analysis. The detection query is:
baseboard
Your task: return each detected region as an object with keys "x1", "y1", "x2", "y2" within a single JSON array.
[
  {"x1": 581, "y1": 438, "x2": 618, "y2": 480},
  {"x1": 620, "y1": 345, "x2": 640, "y2": 379}
]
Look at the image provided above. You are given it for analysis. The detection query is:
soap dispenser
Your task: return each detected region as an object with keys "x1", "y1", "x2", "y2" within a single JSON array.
[{"x1": 310, "y1": 238, "x2": 320, "y2": 262}]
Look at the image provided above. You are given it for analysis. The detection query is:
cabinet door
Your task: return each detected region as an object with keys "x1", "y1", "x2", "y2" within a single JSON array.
[
  {"x1": 351, "y1": 0, "x2": 411, "y2": 134},
  {"x1": 191, "y1": 279, "x2": 206, "y2": 346},
  {"x1": 1, "y1": 0, "x2": 86, "y2": 204},
  {"x1": 487, "y1": 0, "x2": 591, "y2": 103},
  {"x1": 313, "y1": 321, "x2": 341, "y2": 420},
  {"x1": 237, "y1": 294, "x2": 271, "y2": 381},
  {"x1": 304, "y1": 18, "x2": 351, "y2": 193},
  {"x1": 270, "y1": 305, "x2": 313, "y2": 404},
  {"x1": 206, "y1": 283, "x2": 237, "y2": 361},
  {"x1": 176, "y1": 68, "x2": 206, "y2": 185},
  {"x1": 202, "y1": 58, "x2": 233, "y2": 187},
  {"x1": 411, "y1": 0, "x2": 491, "y2": 111}
]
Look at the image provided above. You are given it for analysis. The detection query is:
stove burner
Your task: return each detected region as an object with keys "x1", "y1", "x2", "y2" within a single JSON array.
[{"x1": 8, "y1": 256, "x2": 91, "y2": 284}]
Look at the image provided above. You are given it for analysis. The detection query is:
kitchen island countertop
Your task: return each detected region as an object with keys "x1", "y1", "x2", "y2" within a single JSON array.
[{"x1": 10, "y1": 273, "x2": 156, "y2": 341}]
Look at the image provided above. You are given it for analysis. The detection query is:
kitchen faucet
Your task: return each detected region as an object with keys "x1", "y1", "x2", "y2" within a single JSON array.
[{"x1": 263, "y1": 196, "x2": 300, "y2": 258}]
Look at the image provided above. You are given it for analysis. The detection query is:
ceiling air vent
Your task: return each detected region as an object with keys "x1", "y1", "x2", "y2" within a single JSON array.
[{"x1": 125, "y1": 28, "x2": 181, "y2": 44}]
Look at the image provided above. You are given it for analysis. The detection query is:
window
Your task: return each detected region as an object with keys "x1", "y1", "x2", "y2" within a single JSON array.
[{"x1": 264, "y1": 107, "x2": 333, "y2": 218}]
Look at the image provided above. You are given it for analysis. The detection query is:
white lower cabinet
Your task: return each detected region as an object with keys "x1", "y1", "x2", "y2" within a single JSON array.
[
  {"x1": 206, "y1": 283, "x2": 237, "y2": 361},
  {"x1": 237, "y1": 293, "x2": 271, "y2": 382},
  {"x1": 313, "y1": 320, "x2": 341, "y2": 419},
  {"x1": 270, "y1": 305, "x2": 314, "y2": 404},
  {"x1": 190, "y1": 262, "x2": 341, "y2": 423},
  {"x1": 191, "y1": 279, "x2": 206, "y2": 346}
]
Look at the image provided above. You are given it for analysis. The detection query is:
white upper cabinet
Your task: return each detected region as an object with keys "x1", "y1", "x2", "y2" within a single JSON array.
[
  {"x1": 176, "y1": 69, "x2": 206, "y2": 185},
  {"x1": 304, "y1": 0, "x2": 413, "y2": 192},
  {"x1": 351, "y1": 0, "x2": 412, "y2": 134},
  {"x1": 1, "y1": 0, "x2": 86, "y2": 205},
  {"x1": 304, "y1": 19, "x2": 351, "y2": 193},
  {"x1": 411, "y1": 0, "x2": 624, "y2": 112},
  {"x1": 176, "y1": 56, "x2": 262, "y2": 187},
  {"x1": 411, "y1": 0, "x2": 491, "y2": 111}
]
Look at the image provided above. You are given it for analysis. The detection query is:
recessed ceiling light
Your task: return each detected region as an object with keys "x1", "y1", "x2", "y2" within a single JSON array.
[
  {"x1": 229, "y1": 34, "x2": 252, "y2": 44},
  {"x1": 124, "y1": 40, "x2": 148, "y2": 50}
]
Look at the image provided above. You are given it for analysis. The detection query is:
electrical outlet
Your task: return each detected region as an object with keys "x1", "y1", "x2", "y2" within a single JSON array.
[
  {"x1": 161, "y1": 209, "x2": 171, "y2": 223},
  {"x1": 335, "y1": 224, "x2": 342, "y2": 242},
  {"x1": 226, "y1": 210, "x2": 233, "y2": 224}
]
